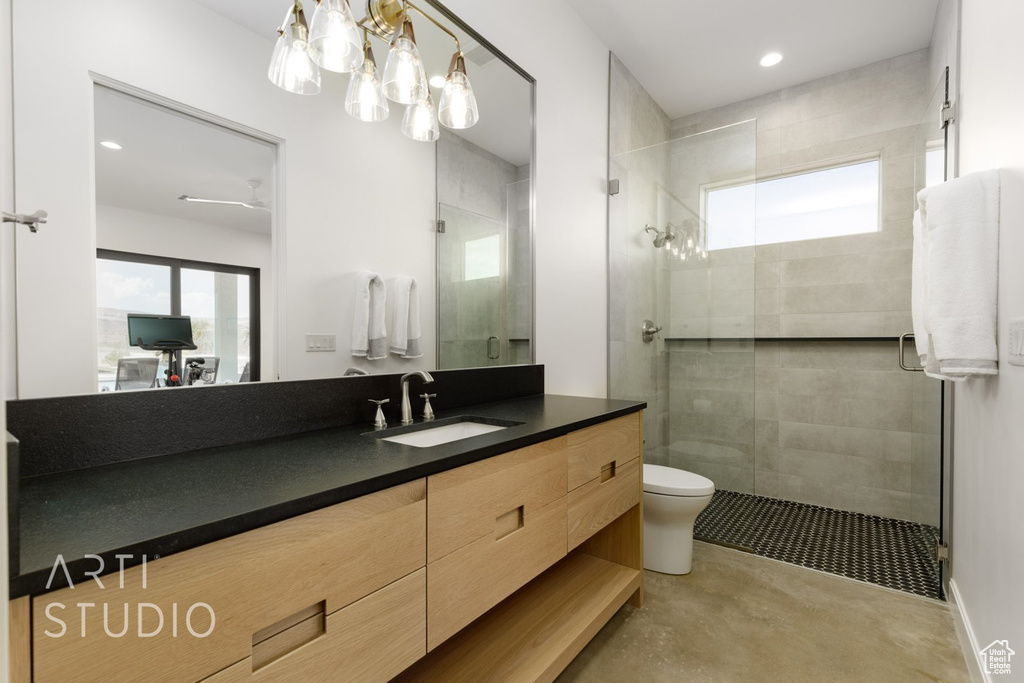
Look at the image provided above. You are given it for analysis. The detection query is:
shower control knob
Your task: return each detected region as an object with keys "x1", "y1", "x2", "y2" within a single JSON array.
[{"x1": 642, "y1": 319, "x2": 662, "y2": 343}]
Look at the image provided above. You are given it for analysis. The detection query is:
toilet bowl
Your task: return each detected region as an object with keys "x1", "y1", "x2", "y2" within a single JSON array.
[{"x1": 643, "y1": 464, "x2": 715, "y2": 575}]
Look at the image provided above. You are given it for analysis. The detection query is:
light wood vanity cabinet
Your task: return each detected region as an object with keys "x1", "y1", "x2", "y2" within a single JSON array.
[
  {"x1": 14, "y1": 411, "x2": 644, "y2": 683},
  {"x1": 29, "y1": 480, "x2": 427, "y2": 683}
]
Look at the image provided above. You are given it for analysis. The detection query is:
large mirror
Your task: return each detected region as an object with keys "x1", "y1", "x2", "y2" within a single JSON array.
[{"x1": 9, "y1": 0, "x2": 534, "y2": 399}]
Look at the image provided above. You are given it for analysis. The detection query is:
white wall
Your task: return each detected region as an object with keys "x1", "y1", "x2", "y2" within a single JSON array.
[
  {"x1": 952, "y1": 0, "x2": 1024, "y2": 670},
  {"x1": 0, "y1": 0, "x2": 12, "y2": 669},
  {"x1": 12, "y1": 0, "x2": 437, "y2": 397},
  {"x1": 96, "y1": 205, "x2": 275, "y2": 378},
  {"x1": 442, "y1": 0, "x2": 611, "y2": 398}
]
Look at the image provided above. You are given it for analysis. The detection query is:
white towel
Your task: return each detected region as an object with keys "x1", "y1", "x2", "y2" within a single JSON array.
[
  {"x1": 915, "y1": 169, "x2": 1000, "y2": 380},
  {"x1": 390, "y1": 276, "x2": 423, "y2": 359},
  {"x1": 352, "y1": 271, "x2": 387, "y2": 360}
]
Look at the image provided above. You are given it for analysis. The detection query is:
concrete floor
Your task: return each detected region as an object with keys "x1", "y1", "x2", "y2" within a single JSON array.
[{"x1": 558, "y1": 542, "x2": 970, "y2": 683}]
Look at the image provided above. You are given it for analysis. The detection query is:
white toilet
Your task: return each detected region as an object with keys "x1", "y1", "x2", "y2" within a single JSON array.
[{"x1": 643, "y1": 464, "x2": 715, "y2": 575}]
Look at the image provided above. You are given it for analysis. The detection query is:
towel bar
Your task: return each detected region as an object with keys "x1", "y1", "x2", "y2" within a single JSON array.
[{"x1": 899, "y1": 333, "x2": 924, "y2": 372}]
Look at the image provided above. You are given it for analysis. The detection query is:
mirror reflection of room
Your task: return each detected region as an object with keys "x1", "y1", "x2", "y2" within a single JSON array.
[{"x1": 93, "y1": 86, "x2": 273, "y2": 392}]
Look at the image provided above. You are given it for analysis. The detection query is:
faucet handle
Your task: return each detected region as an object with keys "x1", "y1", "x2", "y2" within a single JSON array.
[
  {"x1": 420, "y1": 393, "x2": 436, "y2": 421},
  {"x1": 368, "y1": 399, "x2": 389, "y2": 430}
]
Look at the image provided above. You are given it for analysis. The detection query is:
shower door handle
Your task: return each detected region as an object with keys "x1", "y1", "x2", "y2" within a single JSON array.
[
  {"x1": 899, "y1": 333, "x2": 924, "y2": 372},
  {"x1": 487, "y1": 336, "x2": 500, "y2": 360}
]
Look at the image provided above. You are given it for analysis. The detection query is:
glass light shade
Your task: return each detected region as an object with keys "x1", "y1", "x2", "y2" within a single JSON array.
[
  {"x1": 402, "y1": 98, "x2": 439, "y2": 142},
  {"x1": 438, "y1": 70, "x2": 479, "y2": 129},
  {"x1": 268, "y1": 22, "x2": 321, "y2": 95},
  {"x1": 308, "y1": 0, "x2": 362, "y2": 73},
  {"x1": 345, "y1": 55, "x2": 389, "y2": 122},
  {"x1": 382, "y1": 34, "x2": 428, "y2": 104}
]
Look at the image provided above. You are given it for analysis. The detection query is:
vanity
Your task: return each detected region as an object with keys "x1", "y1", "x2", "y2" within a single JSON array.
[{"x1": 6, "y1": 366, "x2": 645, "y2": 682}]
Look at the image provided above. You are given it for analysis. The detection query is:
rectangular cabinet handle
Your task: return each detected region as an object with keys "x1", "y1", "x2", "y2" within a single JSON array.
[{"x1": 495, "y1": 505, "x2": 524, "y2": 541}]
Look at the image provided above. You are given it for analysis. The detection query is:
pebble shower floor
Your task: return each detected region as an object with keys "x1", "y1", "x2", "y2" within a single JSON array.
[{"x1": 694, "y1": 489, "x2": 942, "y2": 600}]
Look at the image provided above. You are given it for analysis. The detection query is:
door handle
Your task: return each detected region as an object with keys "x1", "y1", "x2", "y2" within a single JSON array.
[
  {"x1": 899, "y1": 333, "x2": 924, "y2": 372},
  {"x1": 487, "y1": 336, "x2": 499, "y2": 360},
  {"x1": 3, "y1": 209, "x2": 47, "y2": 233}
]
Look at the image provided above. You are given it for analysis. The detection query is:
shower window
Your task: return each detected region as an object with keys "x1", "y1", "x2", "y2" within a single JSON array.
[{"x1": 704, "y1": 157, "x2": 881, "y2": 250}]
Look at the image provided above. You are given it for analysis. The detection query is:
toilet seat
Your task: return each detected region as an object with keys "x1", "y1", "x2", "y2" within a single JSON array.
[{"x1": 643, "y1": 464, "x2": 715, "y2": 497}]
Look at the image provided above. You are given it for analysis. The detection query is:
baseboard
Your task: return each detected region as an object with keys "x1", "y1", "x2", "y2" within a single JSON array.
[{"x1": 948, "y1": 579, "x2": 988, "y2": 683}]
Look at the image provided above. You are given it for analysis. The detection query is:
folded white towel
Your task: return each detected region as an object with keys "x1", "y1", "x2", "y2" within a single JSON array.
[
  {"x1": 911, "y1": 210, "x2": 930, "y2": 363},
  {"x1": 916, "y1": 169, "x2": 1000, "y2": 380},
  {"x1": 352, "y1": 271, "x2": 387, "y2": 360},
  {"x1": 390, "y1": 276, "x2": 423, "y2": 358}
]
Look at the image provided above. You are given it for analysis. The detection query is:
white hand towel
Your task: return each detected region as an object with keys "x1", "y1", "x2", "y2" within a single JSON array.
[
  {"x1": 390, "y1": 276, "x2": 423, "y2": 359},
  {"x1": 352, "y1": 271, "x2": 388, "y2": 360},
  {"x1": 917, "y1": 169, "x2": 1000, "y2": 380}
]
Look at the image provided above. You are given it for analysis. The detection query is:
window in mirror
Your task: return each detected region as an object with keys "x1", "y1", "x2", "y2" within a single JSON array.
[
  {"x1": 97, "y1": 258, "x2": 172, "y2": 391},
  {"x1": 180, "y1": 269, "x2": 252, "y2": 384},
  {"x1": 96, "y1": 250, "x2": 259, "y2": 390},
  {"x1": 705, "y1": 158, "x2": 881, "y2": 250},
  {"x1": 464, "y1": 234, "x2": 500, "y2": 281}
]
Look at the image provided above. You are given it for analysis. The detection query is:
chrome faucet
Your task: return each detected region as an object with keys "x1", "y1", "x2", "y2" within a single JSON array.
[{"x1": 400, "y1": 371, "x2": 434, "y2": 425}]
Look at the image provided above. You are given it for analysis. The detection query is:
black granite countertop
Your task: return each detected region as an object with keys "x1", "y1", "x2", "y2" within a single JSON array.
[{"x1": 13, "y1": 393, "x2": 644, "y2": 598}]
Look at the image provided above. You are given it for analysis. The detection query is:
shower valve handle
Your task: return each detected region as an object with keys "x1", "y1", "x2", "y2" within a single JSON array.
[{"x1": 642, "y1": 319, "x2": 662, "y2": 343}]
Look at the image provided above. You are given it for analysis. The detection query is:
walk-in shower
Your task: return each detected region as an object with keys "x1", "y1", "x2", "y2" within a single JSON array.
[{"x1": 608, "y1": 52, "x2": 948, "y2": 599}]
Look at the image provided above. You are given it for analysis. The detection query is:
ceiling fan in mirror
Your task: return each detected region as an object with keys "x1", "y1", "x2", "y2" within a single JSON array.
[
  {"x1": 178, "y1": 180, "x2": 271, "y2": 212},
  {"x1": 267, "y1": 0, "x2": 479, "y2": 141}
]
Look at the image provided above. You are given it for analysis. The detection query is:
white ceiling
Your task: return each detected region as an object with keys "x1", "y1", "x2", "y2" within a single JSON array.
[
  {"x1": 565, "y1": 0, "x2": 940, "y2": 119},
  {"x1": 194, "y1": 0, "x2": 533, "y2": 167},
  {"x1": 94, "y1": 86, "x2": 275, "y2": 234}
]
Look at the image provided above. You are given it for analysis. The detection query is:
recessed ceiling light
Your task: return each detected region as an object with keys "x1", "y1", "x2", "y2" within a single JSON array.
[
  {"x1": 99, "y1": 140, "x2": 123, "y2": 150},
  {"x1": 429, "y1": 75, "x2": 446, "y2": 88},
  {"x1": 759, "y1": 52, "x2": 783, "y2": 68}
]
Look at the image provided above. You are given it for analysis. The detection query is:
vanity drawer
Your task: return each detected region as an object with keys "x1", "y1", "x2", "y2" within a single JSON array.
[
  {"x1": 566, "y1": 414, "x2": 642, "y2": 491},
  {"x1": 32, "y1": 480, "x2": 426, "y2": 683},
  {"x1": 427, "y1": 496, "x2": 567, "y2": 650},
  {"x1": 427, "y1": 436, "x2": 567, "y2": 563},
  {"x1": 203, "y1": 568, "x2": 426, "y2": 683},
  {"x1": 567, "y1": 456, "x2": 640, "y2": 550}
]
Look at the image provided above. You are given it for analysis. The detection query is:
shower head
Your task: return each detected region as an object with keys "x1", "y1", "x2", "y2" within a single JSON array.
[{"x1": 644, "y1": 224, "x2": 677, "y2": 249}]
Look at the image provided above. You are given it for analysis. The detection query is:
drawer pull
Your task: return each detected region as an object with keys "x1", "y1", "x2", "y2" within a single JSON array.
[
  {"x1": 252, "y1": 601, "x2": 326, "y2": 671},
  {"x1": 600, "y1": 461, "x2": 616, "y2": 483},
  {"x1": 495, "y1": 505, "x2": 525, "y2": 541}
]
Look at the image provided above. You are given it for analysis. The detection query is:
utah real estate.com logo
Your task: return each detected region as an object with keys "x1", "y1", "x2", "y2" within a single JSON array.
[{"x1": 979, "y1": 640, "x2": 1014, "y2": 676}]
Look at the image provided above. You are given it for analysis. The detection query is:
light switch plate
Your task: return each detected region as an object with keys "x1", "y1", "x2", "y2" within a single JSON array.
[
  {"x1": 305, "y1": 333, "x2": 336, "y2": 352},
  {"x1": 1010, "y1": 320, "x2": 1024, "y2": 367}
]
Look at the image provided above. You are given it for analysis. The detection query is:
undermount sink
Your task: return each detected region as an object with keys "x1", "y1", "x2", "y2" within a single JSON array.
[{"x1": 378, "y1": 417, "x2": 521, "y2": 448}]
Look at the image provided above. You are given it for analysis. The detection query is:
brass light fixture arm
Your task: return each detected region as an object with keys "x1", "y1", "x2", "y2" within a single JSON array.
[{"x1": 358, "y1": 0, "x2": 460, "y2": 51}]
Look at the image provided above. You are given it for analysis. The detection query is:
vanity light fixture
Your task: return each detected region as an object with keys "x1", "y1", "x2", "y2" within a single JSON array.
[
  {"x1": 759, "y1": 52, "x2": 783, "y2": 67},
  {"x1": 99, "y1": 140, "x2": 123, "y2": 150},
  {"x1": 402, "y1": 93, "x2": 439, "y2": 141},
  {"x1": 308, "y1": 0, "x2": 363, "y2": 73},
  {"x1": 268, "y1": 0, "x2": 480, "y2": 138},
  {"x1": 438, "y1": 51, "x2": 478, "y2": 129},
  {"x1": 345, "y1": 31, "x2": 390, "y2": 122},
  {"x1": 381, "y1": 7, "x2": 428, "y2": 104},
  {"x1": 268, "y1": 2, "x2": 322, "y2": 95}
]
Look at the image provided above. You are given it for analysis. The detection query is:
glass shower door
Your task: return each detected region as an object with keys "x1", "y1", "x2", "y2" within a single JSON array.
[
  {"x1": 608, "y1": 120, "x2": 758, "y2": 495},
  {"x1": 437, "y1": 203, "x2": 507, "y2": 369}
]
